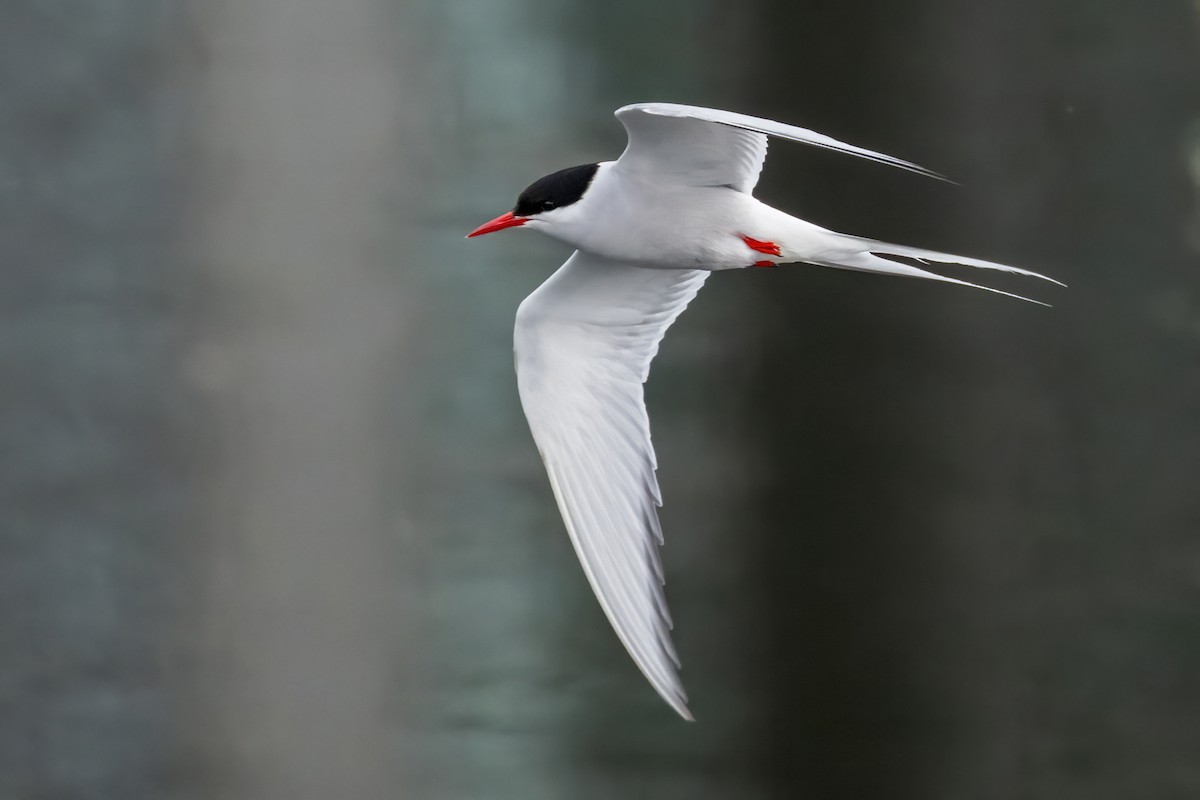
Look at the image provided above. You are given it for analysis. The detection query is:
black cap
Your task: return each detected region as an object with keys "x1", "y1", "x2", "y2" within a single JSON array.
[{"x1": 514, "y1": 163, "x2": 599, "y2": 217}]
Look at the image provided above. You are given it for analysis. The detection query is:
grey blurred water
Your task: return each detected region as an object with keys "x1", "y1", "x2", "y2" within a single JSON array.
[{"x1": 2, "y1": 1, "x2": 1198, "y2": 798}]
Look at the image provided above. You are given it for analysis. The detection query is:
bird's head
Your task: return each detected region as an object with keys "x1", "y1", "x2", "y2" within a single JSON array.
[{"x1": 467, "y1": 163, "x2": 600, "y2": 239}]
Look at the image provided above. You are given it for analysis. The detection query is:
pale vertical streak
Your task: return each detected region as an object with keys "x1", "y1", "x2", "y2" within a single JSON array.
[{"x1": 183, "y1": 1, "x2": 419, "y2": 798}]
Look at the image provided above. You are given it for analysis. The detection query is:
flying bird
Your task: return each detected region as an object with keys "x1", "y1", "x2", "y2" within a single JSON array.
[{"x1": 467, "y1": 102, "x2": 1060, "y2": 720}]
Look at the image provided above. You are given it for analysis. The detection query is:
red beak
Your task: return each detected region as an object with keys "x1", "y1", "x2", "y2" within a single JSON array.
[{"x1": 466, "y1": 211, "x2": 528, "y2": 238}]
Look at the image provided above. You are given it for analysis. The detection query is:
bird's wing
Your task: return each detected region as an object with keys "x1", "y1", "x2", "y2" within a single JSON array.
[
  {"x1": 514, "y1": 250, "x2": 708, "y2": 720},
  {"x1": 614, "y1": 102, "x2": 945, "y2": 193}
]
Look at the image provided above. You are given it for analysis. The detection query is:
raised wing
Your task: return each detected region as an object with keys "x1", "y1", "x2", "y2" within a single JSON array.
[
  {"x1": 514, "y1": 251, "x2": 708, "y2": 720},
  {"x1": 614, "y1": 102, "x2": 946, "y2": 193}
]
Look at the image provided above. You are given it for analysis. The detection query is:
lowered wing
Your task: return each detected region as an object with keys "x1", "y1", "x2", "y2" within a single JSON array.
[{"x1": 514, "y1": 250, "x2": 708, "y2": 719}]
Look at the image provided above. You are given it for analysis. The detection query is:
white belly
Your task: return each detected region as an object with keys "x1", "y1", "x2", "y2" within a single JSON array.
[{"x1": 547, "y1": 163, "x2": 835, "y2": 271}]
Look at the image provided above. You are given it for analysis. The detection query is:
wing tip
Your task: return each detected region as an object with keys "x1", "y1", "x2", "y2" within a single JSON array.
[
  {"x1": 659, "y1": 682, "x2": 694, "y2": 721},
  {"x1": 920, "y1": 165, "x2": 957, "y2": 184}
]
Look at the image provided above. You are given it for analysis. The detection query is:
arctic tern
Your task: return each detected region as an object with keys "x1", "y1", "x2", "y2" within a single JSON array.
[{"x1": 467, "y1": 102, "x2": 1060, "y2": 720}]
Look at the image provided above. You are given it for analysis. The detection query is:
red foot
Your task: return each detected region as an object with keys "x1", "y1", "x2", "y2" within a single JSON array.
[
  {"x1": 741, "y1": 234, "x2": 782, "y2": 257},
  {"x1": 753, "y1": 260, "x2": 777, "y2": 269}
]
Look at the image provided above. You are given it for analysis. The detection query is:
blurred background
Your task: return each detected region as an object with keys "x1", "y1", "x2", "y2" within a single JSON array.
[{"x1": 2, "y1": 1, "x2": 1198, "y2": 798}]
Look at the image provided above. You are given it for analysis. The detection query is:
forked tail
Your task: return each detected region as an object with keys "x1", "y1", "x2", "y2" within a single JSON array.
[{"x1": 815, "y1": 234, "x2": 1064, "y2": 306}]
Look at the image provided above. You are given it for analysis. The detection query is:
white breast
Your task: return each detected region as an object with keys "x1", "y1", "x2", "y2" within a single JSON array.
[{"x1": 547, "y1": 163, "x2": 763, "y2": 269}]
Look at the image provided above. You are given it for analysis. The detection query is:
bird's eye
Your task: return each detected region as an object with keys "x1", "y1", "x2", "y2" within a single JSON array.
[{"x1": 542, "y1": 200, "x2": 556, "y2": 210}]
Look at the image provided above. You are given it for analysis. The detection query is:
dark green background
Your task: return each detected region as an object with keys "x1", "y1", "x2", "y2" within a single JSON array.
[{"x1": 2, "y1": 1, "x2": 1197, "y2": 798}]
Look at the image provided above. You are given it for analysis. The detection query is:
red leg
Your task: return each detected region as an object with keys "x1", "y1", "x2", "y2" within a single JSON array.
[
  {"x1": 741, "y1": 234, "x2": 782, "y2": 257},
  {"x1": 752, "y1": 260, "x2": 777, "y2": 269}
]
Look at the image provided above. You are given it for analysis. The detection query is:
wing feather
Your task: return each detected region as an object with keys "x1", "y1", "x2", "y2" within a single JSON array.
[
  {"x1": 514, "y1": 251, "x2": 707, "y2": 719},
  {"x1": 614, "y1": 101, "x2": 946, "y2": 192}
]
